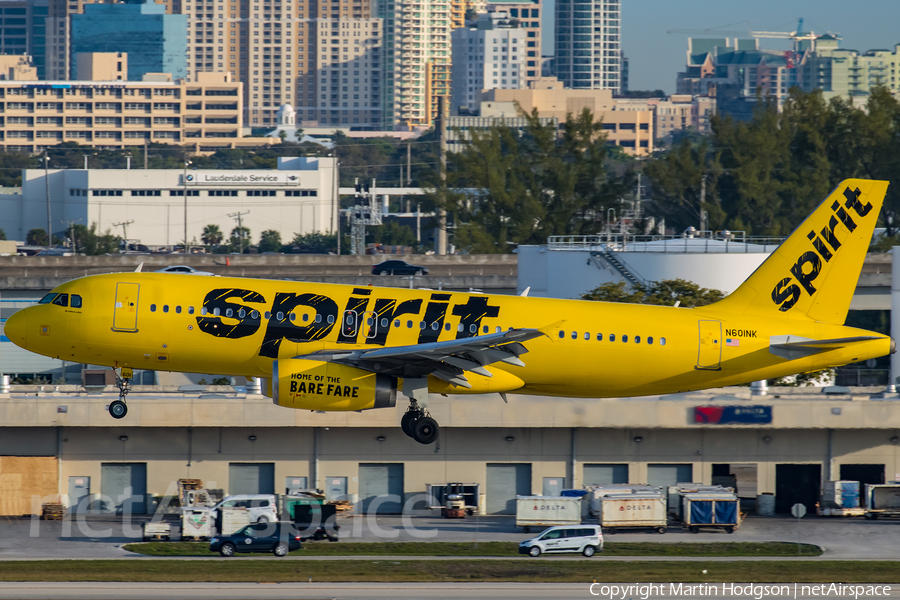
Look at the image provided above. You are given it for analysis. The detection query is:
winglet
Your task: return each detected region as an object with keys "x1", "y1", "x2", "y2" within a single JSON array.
[
  {"x1": 134, "y1": 262, "x2": 143, "y2": 273},
  {"x1": 520, "y1": 287, "x2": 530, "y2": 297},
  {"x1": 500, "y1": 392, "x2": 508, "y2": 403}
]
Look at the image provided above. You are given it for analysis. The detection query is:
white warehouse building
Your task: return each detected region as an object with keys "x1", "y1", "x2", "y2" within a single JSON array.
[{"x1": 0, "y1": 156, "x2": 337, "y2": 247}]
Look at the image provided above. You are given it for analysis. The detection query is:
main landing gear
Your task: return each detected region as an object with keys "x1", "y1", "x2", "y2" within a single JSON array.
[
  {"x1": 400, "y1": 378, "x2": 440, "y2": 445},
  {"x1": 108, "y1": 368, "x2": 131, "y2": 419}
]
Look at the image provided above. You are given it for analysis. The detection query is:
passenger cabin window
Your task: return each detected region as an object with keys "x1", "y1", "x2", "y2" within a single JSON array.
[
  {"x1": 469, "y1": 324, "x2": 477, "y2": 333},
  {"x1": 163, "y1": 305, "x2": 169, "y2": 313},
  {"x1": 176, "y1": 306, "x2": 182, "y2": 314},
  {"x1": 647, "y1": 337, "x2": 653, "y2": 344},
  {"x1": 571, "y1": 331, "x2": 577, "y2": 340},
  {"x1": 622, "y1": 335, "x2": 628, "y2": 342},
  {"x1": 610, "y1": 334, "x2": 616, "y2": 342},
  {"x1": 150, "y1": 304, "x2": 157, "y2": 312},
  {"x1": 559, "y1": 331, "x2": 565, "y2": 339},
  {"x1": 660, "y1": 337, "x2": 667, "y2": 346},
  {"x1": 52, "y1": 293, "x2": 68, "y2": 307},
  {"x1": 70, "y1": 295, "x2": 82, "y2": 308},
  {"x1": 597, "y1": 333, "x2": 602, "y2": 341},
  {"x1": 189, "y1": 307, "x2": 195, "y2": 315},
  {"x1": 225, "y1": 308, "x2": 233, "y2": 318},
  {"x1": 635, "y1": 336, "x2": 641, "y2": 343},
  {"x1": 39, "y1": 293, "x2": 57, "y2": 304}
]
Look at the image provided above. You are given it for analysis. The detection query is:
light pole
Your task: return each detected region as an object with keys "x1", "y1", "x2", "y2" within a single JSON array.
[
  {"x1": 183, "y1": 159, "x2": 192, "y2": 254},
  {"x1": 43, "y1": 151, "x2": 51, "y2": 249}
]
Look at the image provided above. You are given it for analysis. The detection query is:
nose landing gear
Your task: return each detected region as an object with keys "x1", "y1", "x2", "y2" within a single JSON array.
[
  {"x1": 108, "y1": 368, "x2": 131, "y2": 419},
  {"x1": 399, "y1": 378, "x2": 440, "y2": 445}
]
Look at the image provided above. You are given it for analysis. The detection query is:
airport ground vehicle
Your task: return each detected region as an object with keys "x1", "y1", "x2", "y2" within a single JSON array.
[
  {"x1": 518, "y1": 525, "x2": 603, "y2": 557},
  {"x1": 154, "y1": 265, "x2": 215, "y2": 276},
  {"x1": 210, "y1": 522, "x2": 302, "y2": 557},
  {"x1": 211, "y1": 495, "x2": 278, "y2": 524}
]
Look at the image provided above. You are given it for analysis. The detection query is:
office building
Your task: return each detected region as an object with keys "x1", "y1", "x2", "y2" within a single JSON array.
[
  {"x1": 479, "y1": 77, "x2": 653, "y2": 155},
  {"x1": 555, "y1": 0, "x2": 621, "y2": 92},
  {"x1": 381, "y1": 0, "x2": 451, "y2": 129},
  {"x1": 0, "y1": 0, "x2": 48, "y2": 79},
  {"x1": 485, "y1": 0, "x2": 541, "y2": 84},
  {"x1": 0, "y1": 54, "x2": 37, "y2": 80},
  {"x1": 71, "y1": 0, "x2": 187, "y2": 82},
  {"x1": 75, "y1": 52, "x2": 127, "y2": 82},
  {"x1": 0, "y1": 72, "x2": 242, "y2": 152},
  {"x1": 798, "y1": 40, "x2": 900, "y2": 99},
  {"x1": 451, "y1": 12, "x2": 528, "y2": 115}
]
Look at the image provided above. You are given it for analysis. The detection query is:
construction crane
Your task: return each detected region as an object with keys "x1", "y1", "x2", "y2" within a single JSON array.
[{"x1": 667, "y1": 18, "x2": 824, "y2": 48}]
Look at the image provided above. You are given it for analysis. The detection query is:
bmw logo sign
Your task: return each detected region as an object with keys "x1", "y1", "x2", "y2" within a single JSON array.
[{"x1": 186, "y1": 174, "x2": 194, "y2": 182}]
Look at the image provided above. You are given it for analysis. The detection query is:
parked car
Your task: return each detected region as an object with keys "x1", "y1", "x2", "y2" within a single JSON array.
[
  {"x1": 371, "y1": 260, "x2": 428, "y2": 276},
  {"x1": 518, "y1": 525, "x2": 603, "y2": 557},
  {"x1": 210, "y1": 522, "x2": 301, "y2": 557},
  {"x1": 210, "y1": 494, "x2": 278, "y2": 524},
  {"x1": 155, "y1": 265, "x2": 215, "y2": 276}
]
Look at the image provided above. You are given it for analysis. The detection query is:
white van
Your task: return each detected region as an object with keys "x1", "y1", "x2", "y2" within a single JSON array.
[
  {"x1": 518, "y1": 525, "x2": 603, "y2": 557},
  {"x1": 211, "y1": 495, "x2": 278, "y2": 524}
]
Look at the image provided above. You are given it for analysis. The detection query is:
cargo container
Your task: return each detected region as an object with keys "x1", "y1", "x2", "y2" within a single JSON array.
[
  {"x1": 516, "y1": 496, "x2": 582, "y2": 532},
  {"x1": 598, "y1": 494, "x2": 668, "y2": 534},
  {"x1": 584, "y1": 485, "x2": 662, "y2": 519},
  {"x1": 181, "y1": 508, "x2": 212, "y2": 540},
  {"x1": 667, "y1": 484, "x2": 734, "y2": 519},
  {"x1": 681, "y1": 493, "x2": 741, "y2": 533},
  {"x1": 818, "y1": 481, "x2": 864, "y2": 517},
  {"x1": 141, "y1": 521, "x2": 171, "y2": 541},
  {"x1": 864, "y1": 484, "x2": 900, "y2": 519},
  {"x1": 219, "y1": 507, "x2": 251, "y2": 535}
]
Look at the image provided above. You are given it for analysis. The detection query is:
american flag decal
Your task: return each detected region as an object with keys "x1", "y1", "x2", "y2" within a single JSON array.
[{"x1": 725, "y1": 338, "x2": 740, "y2": 347}]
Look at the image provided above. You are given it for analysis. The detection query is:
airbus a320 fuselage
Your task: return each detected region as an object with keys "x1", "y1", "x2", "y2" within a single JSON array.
[{"x1": 5, "y1": 179, "x2": 893, "y2": 444}]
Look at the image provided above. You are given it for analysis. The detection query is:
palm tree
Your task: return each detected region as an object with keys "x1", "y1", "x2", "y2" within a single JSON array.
[{"x1": 202, "y1": 224, "x2": 223, "y2": 246}]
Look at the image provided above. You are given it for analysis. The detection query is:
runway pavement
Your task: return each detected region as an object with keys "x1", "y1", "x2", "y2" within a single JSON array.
[{"x1": 0, "y1": 583, "x2": 898, "y2": 600}]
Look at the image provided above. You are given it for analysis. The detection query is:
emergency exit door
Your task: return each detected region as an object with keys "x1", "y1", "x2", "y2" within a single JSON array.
[
  {"x1": 113, "y1": 283, "x2": 140, "y2": 332},
  {"x1": 696, "y1": 320, "x2": 722, "y2": 370}
]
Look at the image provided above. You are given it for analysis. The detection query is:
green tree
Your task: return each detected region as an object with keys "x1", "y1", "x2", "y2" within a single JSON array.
[
  {"x1": 201, "y1": 224, "x2": 224, "y2": 246},
  {"x1": 26, "y1": 228, "x2": 47, "y2": 246},
  {"x1": 429, "y1": 107, "x2": 632, "y2": 253},
  {"x1": 290, "y1": 232, "x2": 338, "y2": 254},
  {"x1": 0, "y1": 229, "x2": 6, "y2": 240},
  {"x1": 230, "y1": 226, "x2": 251, "y2": 253},
  {"x1": 369, "y1": 220, "x2": 416, "y2": 247},
  {"x1": 258, "y1": 229, "x2": 282, "y2": 252},
  {"x1": 72, "y1": 223, "x2": 119, "y2": 255},
  {"x1": 581, "y1": 279, "x2": 725, "y2": 308}
]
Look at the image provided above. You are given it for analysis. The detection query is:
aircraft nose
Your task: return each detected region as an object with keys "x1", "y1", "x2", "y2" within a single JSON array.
[{"x1": 3, "y1": 309, "x2": 27, "y2": 349}]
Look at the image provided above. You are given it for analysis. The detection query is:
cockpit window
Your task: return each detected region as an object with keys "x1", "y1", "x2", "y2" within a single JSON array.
[
  {"x1": 71, "y1": 295, "x2": 83, "y2": 309},
  {"x1": 51, "y1": 293, "x2": 69, "y2": 307},
  {"x1": 39, "y1": 293, "x2": 57, "y2": 304}
]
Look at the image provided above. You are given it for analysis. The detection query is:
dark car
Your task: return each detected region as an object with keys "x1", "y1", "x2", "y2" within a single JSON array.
[
  {"x1": 371, "y1": 260, "x2": 429, "y2": 276},
  {"x1": 209, "y1": 522, "x2": 302, "y2": 557}
]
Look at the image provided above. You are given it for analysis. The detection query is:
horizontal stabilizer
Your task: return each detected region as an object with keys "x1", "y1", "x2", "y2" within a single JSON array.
[{"x1": 769, "y1": 335, "x2": 882, "y2": 360}]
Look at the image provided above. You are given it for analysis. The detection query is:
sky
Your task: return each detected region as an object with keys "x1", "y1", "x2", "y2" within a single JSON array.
[{"x1": 540, "y1": 0, "x2": 900, "y2": 94}]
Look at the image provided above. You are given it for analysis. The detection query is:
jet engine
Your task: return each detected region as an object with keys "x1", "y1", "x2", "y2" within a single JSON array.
[{"x1": 272, "y1": 358, "x2": 396, "y2": 411}]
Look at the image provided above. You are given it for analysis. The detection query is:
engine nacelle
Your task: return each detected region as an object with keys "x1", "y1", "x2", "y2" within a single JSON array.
[{"x1": 272, "y1": 358, "x2": 396, "y2": 411}]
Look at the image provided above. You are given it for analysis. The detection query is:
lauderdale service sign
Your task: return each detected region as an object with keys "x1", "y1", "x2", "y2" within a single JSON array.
[{"x1": 182, "y1": 172, "x2": 301, "y2": 186}]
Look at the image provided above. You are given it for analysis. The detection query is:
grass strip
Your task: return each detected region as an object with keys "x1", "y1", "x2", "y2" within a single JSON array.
[
  {"x1": 0, "y1": 560, "x2": 891, "y2": 583},
  {"x1": 124, "y1": 541, "x2": 821, "y2": 558}
]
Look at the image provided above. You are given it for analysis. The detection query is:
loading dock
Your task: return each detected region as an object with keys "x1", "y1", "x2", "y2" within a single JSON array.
[
  {"x1": 486, "y1": 463, "x2": 531, "y2": 514},
  {"x1": 359, "y1": 463, "x2": 404, "y2": 514},
  {"x1": 775, "y1": 464, "x2": 821, "y2": 514},
  {"x1": 228, "y1": 463, "x2": 274, "y2": 495},
  {"x1": 583, "y1": 464, "x2": 628, "y2": 486},
  {"x1": 100, "y1": 463, "x2": 146, "y2": 514}
]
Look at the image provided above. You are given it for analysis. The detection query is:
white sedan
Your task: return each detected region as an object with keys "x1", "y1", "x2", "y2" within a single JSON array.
[{"x1": 154, "y1": 265, "x2": 216, "y2": 276}]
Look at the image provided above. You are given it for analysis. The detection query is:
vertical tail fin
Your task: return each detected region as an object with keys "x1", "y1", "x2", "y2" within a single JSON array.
[{"x1": 711, "y1": 179, "x2": 888, "y2": 324}]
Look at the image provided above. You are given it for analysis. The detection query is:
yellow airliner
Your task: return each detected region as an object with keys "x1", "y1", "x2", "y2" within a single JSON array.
[{"x1": 4, "y1": 179, "x2": 893, "y2": 443}]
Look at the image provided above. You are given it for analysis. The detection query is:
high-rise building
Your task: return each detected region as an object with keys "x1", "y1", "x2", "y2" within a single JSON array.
[
  {"x1": 449, "y1": 0, "x2": 484, "y2": 28},
  {"x1": 0, "y1": 0, "x2": 48, "y2": 79},
  {"x1": 71, "y1": 0, "x2": 187, "y2": 82},
  {"x1": 381, "y1": 0, "x2": 451, "y2": 129},
  {"x1": 450, "y1": 12, "x2": 527, "y2": 115},
  {"x1": 45, "y1": 0, "x2": 104, "y2": 81},
  {"x1": 485, "y1": 0, "x2": 541, "y2": 85},
  {"x1": 554, "y1": 0, "x2": 621, "y2": 92}
]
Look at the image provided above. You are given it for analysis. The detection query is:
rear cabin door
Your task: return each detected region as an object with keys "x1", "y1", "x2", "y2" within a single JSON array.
[
  {"x1": 112, "y1": 283, "x2": 140, "y2": 332},
  {"x1": 696, "y1": 320, "x2": 722, "y2": 370}
]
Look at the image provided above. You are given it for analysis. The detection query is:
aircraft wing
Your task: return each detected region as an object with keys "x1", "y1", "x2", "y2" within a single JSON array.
[
  {"x1": 295, "y1": 329, "x2": 545, "y2": 388},
  {"x1": 769, "y1": 335, "x2": 883, "y2": 361}
]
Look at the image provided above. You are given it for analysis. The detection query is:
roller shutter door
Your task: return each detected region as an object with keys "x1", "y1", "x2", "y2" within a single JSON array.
[
  {"x1": 647, "y1": 464, "x2": 693, "y2": 487},
  {"x1": 100, "y1": 463, "x2": 146, "y2": 514},
  {"x1": 359, "y1": 463, "x2": 404, "y2": 514},
  {"x1": 486, "y1": 463, "x2": 531, "y2": 514},
  {"x1": 583, "y1": 464, "x2": 629, "y2": 486},
  {"x1": 229, "y1": 463, "x2": 275, "y2": 495}
]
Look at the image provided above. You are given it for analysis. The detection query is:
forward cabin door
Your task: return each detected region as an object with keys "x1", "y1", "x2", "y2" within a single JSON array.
[
  {"x1": 696, "y1": 320, "x2": 722, "y2": 370},
  {"x1": 112, "y1": 283, "x2": 140, "y2": 332}
]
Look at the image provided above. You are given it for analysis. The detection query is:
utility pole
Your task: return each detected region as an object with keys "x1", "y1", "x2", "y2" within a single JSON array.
[
  {"x1": 61, "y1": 218, "x2": 81, "y2": 252},
  {"x1": 43, "y1": 151, "x2": 51, "y2": 248},
  {"x1": 331, "y1": 153, "x2": 340, "y2": 255},
  {"x1": 183, "y1": 158, "x2": 192, "y2": 254},
  {"x1": 436, "y1": 96, "x2": 448, "y2": 255},
  {"x1": 407, "y1": 143, "x2": 411, "y2": 187},
  {"x1": 228, "y1": 210, "x2": 250, "y2": 253},
  {"x1": 144, "y1": 141, "x2": 149, "y2": 169},
  {"x1": 113, "y1": 220, "x2": 134, "y2": 241}
]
